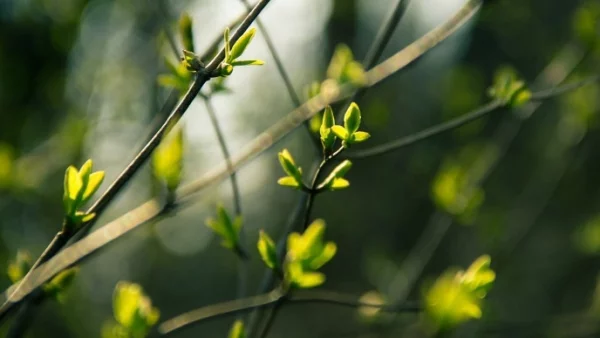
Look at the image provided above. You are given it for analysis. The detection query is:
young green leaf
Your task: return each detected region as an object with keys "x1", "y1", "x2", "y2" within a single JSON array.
[
  {"x1": 319, "y1": 160, "x2": 352, "y2": 190},
  {"x1": 178, "y1": 13, "x2": 195, "y2": 52},
  {"x1": 231, "y1": 59, "x2": 265, "y2": 66},
  {"x1": 257, "y1": 230, "x2": 278, "y2": 270},
  {"x1": 113, "y1": 281, "x2": 160, "y2": 336},
  {"x1": 205, "y1": 204, "x2": 242, "y2": 251},
  {"x1": 352, "y1": 131, "x2": 371, "y2": 143},
  {"x1": 424, "y1": 255, "x2": 495, "y2": 331},
  {"x1": 283, "y1": 219, "x2": 337, "y2": 289},
  {"x1": 277, "y1": 149, "x2": 303, "y2": 186},
  {"x1": 344, "y1": 102, "x2": 362, "y2": 135},
  {"x1": 224, "y1": 27, "x2": 231, "y2": 62},
  {"x1": 277, "y1": 176, "x2": 300, "y2": 188},
  {"x1": 330, "y1": 125, "x2": 348, "y2": 140},
  {"x1": 230, "y1": 28, "x2": 257, "y2": 61},
  {"x1": 62, "y1": 160, "x2": 105, "y2": 225},
  {"x1": 152, "y1": 125, "x2": 184, "y2": 192},
  {"x1": 320, "y1": 106, "x2": 336, "y2": 151},
  {"x1": 228, "y1": 320, "x2": 246, "y2": 338}
]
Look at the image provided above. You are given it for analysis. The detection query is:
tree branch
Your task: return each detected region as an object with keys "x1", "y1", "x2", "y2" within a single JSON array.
[{"x1": 158, "y1": 288, "x2": 420, "y2": 336}]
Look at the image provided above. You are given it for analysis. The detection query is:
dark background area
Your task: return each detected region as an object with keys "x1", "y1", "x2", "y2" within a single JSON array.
[{"x1": 0, "y1": 0, "x2": 599, "y2": 336}]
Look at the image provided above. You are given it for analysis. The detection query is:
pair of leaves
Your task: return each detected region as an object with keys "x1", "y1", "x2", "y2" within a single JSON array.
[
  {"x1": 330, "y1": 102, "x2": 370, "y2": 148},
  {"x1": 487, "y1": 66, "x2": 532, "y2": 108},
  {"x1": 220, "y1": 27, "x2": 264, "y2": 76},
  {"x1": 424, "y1": 255, "x2": 495, "y2": 331},
  {"x1": 112, "y1": 281, "x2": 160, "y2": 338},
  {"x1": 277, "y1": 149, "x2": 304, "y2": 189},
  {"x1": 206, "y1": 205, "x2": 243, "y2": 254},
  {"x1": 8, "y1": 250, "x2": 77, "y2": 302},
  {"x1": 63, "y1": 159, "x2": 105, "y2": 226},
  {"x1": 152, "y1": 124, "x2": 184, "y2": 193},
  {"x1": 276, "y1": 147, "x2": 353, "y2": 191},
  {"x1": 258, "y1": 220, "x2": 337, "y2": 289}
]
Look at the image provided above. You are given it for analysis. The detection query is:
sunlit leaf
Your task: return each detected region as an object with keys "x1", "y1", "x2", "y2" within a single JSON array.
[
  {"x1": 178, "y1": 13, "x2": 195, "y2": 52},
  {"x1": 231, "y1": 59, "x2": 264, "y2": 66},
  {"x1": 81, "y1": 171, "x2": 105, "y2": 205},
  {"x1": 344, "y1": 102, "x2": 362, "y2": 135},
  {"x1": 351, "y1": 131, "x2": 371, "y2": 143},
  {"x1": 112, "y1": 281, "x2": 159, "y2": 336},
  {"x1": 228, "y1": 320, "x2": 246, "y2": 338},
  {"x1": 330, "y1": 178, "x2": 350, "y2": 190},
  {"x1": 257, "y1": 230, "x2": 278, "y2": 270},
  {"x1": 331, "y1": 125, "x2": 348, "y2": 140},
  {"x1": 206, "y1": 204, "x2": 241, "y2": 251},
  {"x1": 277, "y1": 149, "x2": 303, "y2": 184},
  {"x1": 320, "y1": 106, "x2": 336, "y2": 150},
  {"x1": 152, "y1": 126, "x2": 184, "y2": 192},
  {"x1": 230, "y1": 28, "x2": 257, "y2": 61},
  {"x1": 277, "y1": 176, "x2": 300, "y2": 188}
]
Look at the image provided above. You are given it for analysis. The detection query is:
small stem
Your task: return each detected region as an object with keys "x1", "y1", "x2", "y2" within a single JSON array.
[
  {"x1": 203, "y1": 97, "x2": 243, "y2": 216},
  {"x1": 256, "y1": 300, "x2": 283, "y2": 338},
  {"x1": 302, "y1": 147, "x2": 344, "y2": 229},
  {"x1": 159, "y1": 288, "x2": 420, "y2": 336},
  {"x1": 159, "y1": 289, "x2": 284, "y2": 335}
]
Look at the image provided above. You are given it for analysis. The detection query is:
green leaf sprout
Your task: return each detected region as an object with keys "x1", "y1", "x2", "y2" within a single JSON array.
[
  {"x1": 331, "y1": 103, "x2": 370, "y2": 148},
  {"x1": 220, "y1": 27, "x2": 264, "y2": 77},
  {"x1": 277, "y1": 149, "x2": 304, "y2": 189},
  {"x1": 62, "y1": 159, "x2": 105, "y2": 227},
  {"x1": 205, "y1": 204, "x2": 245, "y2": 257},
  {"x1": 111, "y1": 281, "x2": 160, "y2": 338},
  {"x1": 424, "y1": 255, "x2": 495, "y2": 331}
]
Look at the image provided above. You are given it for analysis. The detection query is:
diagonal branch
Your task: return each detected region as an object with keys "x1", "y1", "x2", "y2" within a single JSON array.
[
  {"x1": 158, "y1": 288, "x2": 420, "y2": 335},
  {"x1": 345, "y1": 74, "x2": 600, "y2": 159}
]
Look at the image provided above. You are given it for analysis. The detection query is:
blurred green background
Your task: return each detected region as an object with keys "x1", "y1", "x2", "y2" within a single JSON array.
[{"x1": 0, "y1": 0, "x2": 599, "y2": 336}]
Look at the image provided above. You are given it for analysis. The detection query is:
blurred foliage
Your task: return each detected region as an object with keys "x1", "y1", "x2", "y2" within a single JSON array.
[{"x1": 103, "y1": 281, "x2": 159, "y2": 338}]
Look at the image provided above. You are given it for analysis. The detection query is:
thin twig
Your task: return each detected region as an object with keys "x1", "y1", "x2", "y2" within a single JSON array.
[
  {"x1": 302, "y1": 147, "x2": 344, "y2": 229},
  {"x1": 203, "y1": 97, "x2": 243, "y2": 216},
  {"x1": 346, "y1": 74, "x2": 600, "y2": 159},
  {"x1": 158, "y1": 288, "x2": 420, "y2": 336},
  {"x1": 0, "y1": 0, "x2": 483, "y2": 315}
]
